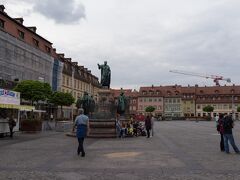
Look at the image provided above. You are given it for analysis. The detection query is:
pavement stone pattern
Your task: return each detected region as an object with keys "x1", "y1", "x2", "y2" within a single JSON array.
[{"x1": 0, "y1": 121, "x2": 240, "y2": 180}]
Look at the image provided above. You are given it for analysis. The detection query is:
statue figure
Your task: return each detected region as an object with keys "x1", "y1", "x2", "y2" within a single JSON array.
[
  {"x1": 89, "y1": 95, "x2": 96, "y2": 114},
  {"x1": 117, "y1": 89, "x2": 127, "y2": 116},
  {"x1": 76, "y1": 92, "x2": 91, "y2": 115},
  {"x1": 98, "y1": 61, "x2": 111, "y2": 88}
]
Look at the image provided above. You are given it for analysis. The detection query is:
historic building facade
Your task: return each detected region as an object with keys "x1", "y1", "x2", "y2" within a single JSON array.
[
  {"x1": 162, "y1": 86, "x2": 182, "y2": 117},
  {"x1": 195, "y1": 85, "x2": 240, "y2": 118},
  {"x1": 56, "y1": 54, "x2": 101, "y2": 118},
  {"x1": 0, "y1": 6, "x2": 101, "y2": 120},
  {"x1": 0, "y1": 5, "x2": 62, "y2": 90},
  {"x1": 134, "y1": 85, "x2": 240, "y2": 119},
  {"x1": 181, "y1": 86, "x2": 196, "y2": 117},
  {"x1": 138, "y1": 86, "x2": 164, "y2": 116}
]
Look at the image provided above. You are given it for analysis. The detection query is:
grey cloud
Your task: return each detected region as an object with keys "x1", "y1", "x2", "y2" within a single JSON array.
[
  {"x1": 48, "y1": 0, "x2": 240, "y2": 88},
  {"x1": 34, "y1": 0, "x2": 85, "y2": 24}
]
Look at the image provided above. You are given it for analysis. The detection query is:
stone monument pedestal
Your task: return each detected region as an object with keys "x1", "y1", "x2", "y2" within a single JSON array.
[{"x1": 97, "y1": 87, "x2": 113, "y2": 113}]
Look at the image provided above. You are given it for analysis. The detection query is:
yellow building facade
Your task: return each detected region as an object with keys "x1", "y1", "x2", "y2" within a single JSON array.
[{"x1": 58, "y1": 56, "x2": 101, "y2": 119}]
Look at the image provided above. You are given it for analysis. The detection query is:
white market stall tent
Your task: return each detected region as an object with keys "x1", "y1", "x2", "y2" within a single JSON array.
[{"x1": 0, "y1": 88, "x2": 34, "y2": 136}]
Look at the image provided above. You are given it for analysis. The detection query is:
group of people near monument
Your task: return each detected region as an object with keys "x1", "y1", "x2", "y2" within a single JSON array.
[
  {"x1": 116, "y1": 114, "x2": 155, "y2": 138},
  {"x1": 216, "y1": 113, "x2": 240, "y2": 154}
]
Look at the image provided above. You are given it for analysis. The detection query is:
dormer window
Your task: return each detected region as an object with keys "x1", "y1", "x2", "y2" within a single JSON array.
[
  {"x1": 0, "y1": 19, "x2": 4, "y2": 29},
  {"x1": 18, "y1": 29, "x2": 24, "y2": 39},
  {"x1": 33, "y1": 38, "x2": 39, "y2": 47},
  {"x1": 167, "y1": 91, "x2": 171, "y2": 96},
  {"x1": 45, "y1": 46, "x2": 51, "y2": 54}
]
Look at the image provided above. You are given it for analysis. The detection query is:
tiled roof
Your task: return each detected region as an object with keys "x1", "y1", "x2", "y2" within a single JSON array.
[
  {"x1": 111, "y1": 89, "x2": 135, "y2": 97},
  {"x1": 138, "y1": 85, "x2": 240, "y2": 97}
]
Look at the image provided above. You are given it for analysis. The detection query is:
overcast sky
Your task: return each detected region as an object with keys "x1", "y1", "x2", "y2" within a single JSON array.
[{"x1": 2, "y1": 0, "x2": 240, "y2": 89}]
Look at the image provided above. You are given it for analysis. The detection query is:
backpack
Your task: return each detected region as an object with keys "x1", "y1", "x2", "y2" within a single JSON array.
[
  {"x1": 223, "y1": 116, "x2": 232, "y2": 131},
  {"x1": 217, "y1": 118, "x2": 224, "y2": 134}
]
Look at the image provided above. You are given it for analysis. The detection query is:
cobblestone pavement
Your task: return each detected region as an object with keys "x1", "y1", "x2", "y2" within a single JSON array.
[{"x1": 0, "y1": 121, "x2": 240, "y2": 180}]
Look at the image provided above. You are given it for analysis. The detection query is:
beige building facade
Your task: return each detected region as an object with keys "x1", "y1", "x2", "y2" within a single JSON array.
[{"x1": 57, "y1": 55, "x2": 101, "y2": 118}]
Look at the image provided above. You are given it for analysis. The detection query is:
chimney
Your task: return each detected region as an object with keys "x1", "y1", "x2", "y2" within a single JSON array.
[
  {"x1": 53, "y1": 48, "x2": 56, "y2": 52},
  {"x1": 27, "y1": 26, "x2": 37, "y2": 33},
  {"x1": 14, "y1": 18, "x2": 24, "y2": 24},
  {"x1": 195, "y1": 84, "x2": 198, "y2": 87},
  {"x1": 57, "y1": 53, "x2": 64, "y2": 57},
  {"x1": 65, "y1": 58, "x2": 72, "y2": 62},
  {"x1": 0, "y1": 5, "x2": 5, "y2": 12},
  {"x1": 72, "y1": 62, "x2": 78, "y2": 66}
]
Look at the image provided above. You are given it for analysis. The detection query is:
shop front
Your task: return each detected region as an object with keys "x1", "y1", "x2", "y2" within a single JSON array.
[{"x1": 0, "y1": 89, "x2": 34, "y2": 136}]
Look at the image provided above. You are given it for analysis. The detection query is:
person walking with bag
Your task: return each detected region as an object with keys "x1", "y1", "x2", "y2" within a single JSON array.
[{"x1": 73, "y1": 109, "x2": 90, "y2": 157}]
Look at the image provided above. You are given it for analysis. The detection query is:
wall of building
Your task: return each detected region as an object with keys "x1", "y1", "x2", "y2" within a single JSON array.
[
  {"x1": 52, "y1": 59, "x2": 63, "y2": 91},
  {"x1": 0, "y1": 11, "x2": 53, "y2": 55},
  {"x1": 0, "y1": 30, "x2": 53, "y2": 84},
  {"x1": 137, "y1": 96, "x2": 163, "y2": 115},
  {"x1": 164, "y1": 97, "x2": 182, "y2": 117},
  {"x1": 182, "y1": 100, "x2": 195, "y2": 117}
]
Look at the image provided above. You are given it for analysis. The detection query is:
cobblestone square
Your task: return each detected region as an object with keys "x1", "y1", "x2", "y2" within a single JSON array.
[{"x1": 0, "y1": 121, "x2": 240, "y2": 180}]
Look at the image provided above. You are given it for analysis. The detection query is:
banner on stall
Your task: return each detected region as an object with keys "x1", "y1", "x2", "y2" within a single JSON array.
[{"x1": 0, "y1": 89, "x2": 20, "y2": 105}]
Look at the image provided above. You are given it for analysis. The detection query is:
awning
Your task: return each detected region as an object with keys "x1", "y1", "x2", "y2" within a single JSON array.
[{"x1": 0, "y1": 104, "x2": 35, "y2": 111}]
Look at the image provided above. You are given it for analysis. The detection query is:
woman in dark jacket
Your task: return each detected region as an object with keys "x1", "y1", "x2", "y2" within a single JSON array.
[
  {"x1": 145, "y1": 115, "x2": 152, "y2": 138},
  {"x1": 217, "y1": 114, "x2": 224, "y2": 151}
]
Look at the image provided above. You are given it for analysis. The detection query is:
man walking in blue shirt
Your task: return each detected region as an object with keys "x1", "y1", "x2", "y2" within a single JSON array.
[{"x1": 73, "y1": 108, "x2": 90, "y2": 157}]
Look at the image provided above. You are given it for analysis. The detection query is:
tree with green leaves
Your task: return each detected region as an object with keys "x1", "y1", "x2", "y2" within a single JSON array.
[
  {"x1": 203, "y1": 105, "x2": 214, "y2": 120},
  {"x1": 145, "y1": 106, "x2": 156, "y2": 113},
  {"x1": 237, "y1": 106, "x2": 240, "y2": 113},
  {"x1": 14, "y1": 80, "x2": 52, "y2": 105},
  {"x1": 49, "y1": 91, "x2": 75, "y2": 118},
  {"x1": 203, "y1": 105, "x2": 214, "y2": 113}
]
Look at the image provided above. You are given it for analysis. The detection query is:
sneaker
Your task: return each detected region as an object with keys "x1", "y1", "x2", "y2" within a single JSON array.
[{"x1": 81, "y1": 152, "x2": 85, "y2": 157}]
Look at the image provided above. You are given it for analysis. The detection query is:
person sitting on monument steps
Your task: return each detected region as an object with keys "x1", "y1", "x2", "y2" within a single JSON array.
[{"x1": 72, "y1": 108, "x2": 90, "y2": 157}]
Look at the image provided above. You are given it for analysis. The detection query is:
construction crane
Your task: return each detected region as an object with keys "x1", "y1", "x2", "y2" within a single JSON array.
[{"x1": 169, "y1": 70, "x2": 231, "y2": 86}]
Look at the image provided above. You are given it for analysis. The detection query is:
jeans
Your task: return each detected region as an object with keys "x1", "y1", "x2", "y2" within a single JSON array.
[
  {"x1": 146, "y1": 129, "x2": 151, "y2": 138},
  {"x1": 220, "y1": 133, "x2": 224, "y2": 151},
  {"x1": 77, "y1": 137, "x2": 85, "y2": 155},
  {"x1": 223, "y1": 134, "x2": 240, "y2": 153},
  {"x1": 9, "y1": 127, "x2": 13, "y2": 138}
]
